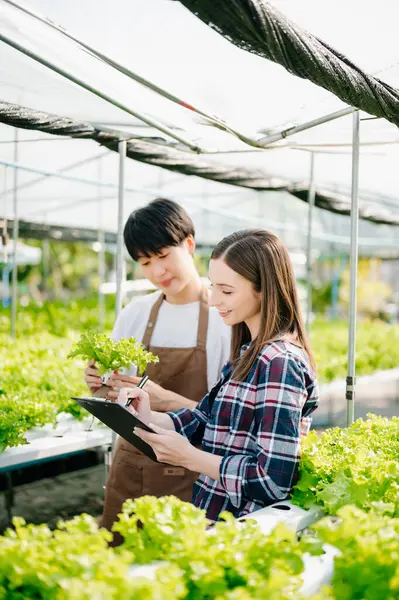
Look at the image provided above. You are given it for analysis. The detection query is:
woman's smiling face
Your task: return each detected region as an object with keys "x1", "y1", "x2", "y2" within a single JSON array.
[{"x1": 208, "y1": 258, "x2": 262, "y2": 337}]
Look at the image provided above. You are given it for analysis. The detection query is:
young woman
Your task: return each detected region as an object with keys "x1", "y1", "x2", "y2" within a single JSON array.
[{"x1": 118, "y1": 229, "x2": 319, "y2": 522}]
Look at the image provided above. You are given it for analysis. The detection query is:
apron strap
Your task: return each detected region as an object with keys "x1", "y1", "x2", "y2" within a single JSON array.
[
  {"x1": 196, "y1": 285, "x2": 209, "y2": 350},
  {"x1": 142, "y1": 286, "x2": 209, "y2": 350},
  {"x1": 141, "y1": 293, "x2": 164, "y2": 349}
]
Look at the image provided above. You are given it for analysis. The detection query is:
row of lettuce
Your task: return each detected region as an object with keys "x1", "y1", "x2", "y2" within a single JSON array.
[
  {"x1": 2, "y1": 333, "x2": 399, "y2": 599},
  {"x1": 2, "y1": 413, "x2": 398, "y2": 596},
  {"x1": 2, "y1": 299, "x2": 399, "y2": 380},
  {"x1": 1, "y1": 491, "x2": 398, "y2": 599},
  {"x1": 1, "y1": 300, "x2": 399, "y2": 597},
  {"x1": 2, "y1": 300, "x2": 399, "y2": 452},
  {"x1": 0, "y1": 332, "x2": 88, "y2": 451}
]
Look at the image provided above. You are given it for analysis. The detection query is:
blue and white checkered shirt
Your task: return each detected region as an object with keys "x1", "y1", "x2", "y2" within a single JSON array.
[{"x1": 168, "y1": 340, "x2": 319, "y2": 522}]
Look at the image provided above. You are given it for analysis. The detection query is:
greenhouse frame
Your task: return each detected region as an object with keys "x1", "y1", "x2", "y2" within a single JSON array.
[{"x1": 1, "y1": 1, "x2": 399, "y2": 597}]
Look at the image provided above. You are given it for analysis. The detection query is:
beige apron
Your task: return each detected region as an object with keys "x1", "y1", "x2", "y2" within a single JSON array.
[{"x1": 101, "y1": 287, "x2": 209, "y2": 540}]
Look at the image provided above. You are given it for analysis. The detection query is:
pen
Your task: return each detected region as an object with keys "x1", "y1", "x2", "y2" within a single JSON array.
[{"x1": 125, "y1": 374, "x2": 149, "y2": 408}]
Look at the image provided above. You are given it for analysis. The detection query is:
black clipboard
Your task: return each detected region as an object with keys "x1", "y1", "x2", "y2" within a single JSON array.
[{"x1": 72, "y1": 397, "x2": 158, "y2": 462}]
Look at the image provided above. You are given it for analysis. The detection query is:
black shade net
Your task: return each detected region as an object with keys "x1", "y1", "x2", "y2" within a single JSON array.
[
  {"x1": 177, "y1": 0, "x2": 399, "y2": 129},
  {"x1": 4, "y1": 219, "x2": 118, "y2": 244},
  {"x1": 1, "y1": 101, "x2": 399, "y2": 227}
]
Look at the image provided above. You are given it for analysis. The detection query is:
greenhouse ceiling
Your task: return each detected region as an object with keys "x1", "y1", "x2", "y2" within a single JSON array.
[{"x1": 0, "y1": 0, "x2": 399, "y2": 255}]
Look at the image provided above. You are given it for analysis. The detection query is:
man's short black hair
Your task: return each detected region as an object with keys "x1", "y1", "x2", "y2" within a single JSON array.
[{"x1": 123, "y1": 198, "x2": 195, "y2": 261}]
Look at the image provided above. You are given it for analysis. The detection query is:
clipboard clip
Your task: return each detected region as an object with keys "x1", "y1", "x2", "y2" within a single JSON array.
[{"x1": 125, "y1": 374, "x2": 149, "y2": 408}]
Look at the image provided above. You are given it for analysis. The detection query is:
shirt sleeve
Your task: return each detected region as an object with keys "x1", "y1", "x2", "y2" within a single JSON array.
[
  {"x1": 167, "y1": 406, "x2": 207, "y2": 446},
  {"x1": 219, "y1": 353, "x2": 307, "y2": 508}
]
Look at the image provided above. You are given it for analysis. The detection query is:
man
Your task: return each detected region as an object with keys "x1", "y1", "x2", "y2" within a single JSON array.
[{"x1": 84, "y1": 198, "x2": 230, "y2": 539}]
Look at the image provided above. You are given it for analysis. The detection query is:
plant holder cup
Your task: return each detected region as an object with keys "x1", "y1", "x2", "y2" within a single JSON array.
[{"x1": 101, "y1": 370, "x2": 113, "y2": 385}]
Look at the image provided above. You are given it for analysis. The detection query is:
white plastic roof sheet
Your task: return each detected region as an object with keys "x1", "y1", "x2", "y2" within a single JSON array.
[{"x1": 1, "y1": 0, "x2": 399, "y2": 254}]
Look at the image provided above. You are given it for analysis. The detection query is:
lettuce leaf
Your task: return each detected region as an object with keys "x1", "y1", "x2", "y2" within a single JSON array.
[{"x1": 67, "y1": 331, "x2": 158, "y2": 375}]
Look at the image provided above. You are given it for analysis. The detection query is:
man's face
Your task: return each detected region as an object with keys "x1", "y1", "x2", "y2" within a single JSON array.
[{"x1": 137, "y1": 238, "x2": 195, "y2": 296}]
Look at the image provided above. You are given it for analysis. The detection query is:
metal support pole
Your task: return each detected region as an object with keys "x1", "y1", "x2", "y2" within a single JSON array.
[
  {"x1": 0, "y1": 28, "x2": 201, "y2": 153},
  {"x1": 5, "y1": 0, "x2": 255, "y2": 146},
  {"x1": 1, "y1": 166, "x2": 10, "y2": 310},
  {"x1": 258, "y1": 107, "x2": 356, "y2": 148},
  {"x1": 306, "y1": 153, "x2": 315, "y2": 332},
  {"x1": 3, "y1": 0, "x2": 358, "y2": 152},
  {"x1": 115, "y1": 139, "x2": 126, "y2": 318},
  {"x1": 11, "y1": 129, "x2": 19, "y2": 338},
  {"x1": 97, "y1": 159, "x2": 105, "y2": 331},
  {"x1": 346, "y1": 111, "x2": 360, "y2": 426},
  {"x1": 42, "y1": 238, "x2": 50, "y2": 298},
  {"x1": 98, "y1": 232, "x2": 106, "y2": 330},
  {"x1": 4, "y1": 472, "x2": 15, "y2": 525},
  {"x1": 105, "y1": 138, "x2": 127, "y2": 476},
  {"x1": 2, "y1": 266, "x2": 10, "y2": 308},
  {"x1": 1, "y1": 166, "x2": 9, "y2": 265}
]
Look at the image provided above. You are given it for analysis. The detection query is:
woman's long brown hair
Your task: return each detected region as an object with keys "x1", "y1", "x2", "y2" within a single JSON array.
[{"x1": 211, "y1": 229, "x2": 315, "y2": 381}]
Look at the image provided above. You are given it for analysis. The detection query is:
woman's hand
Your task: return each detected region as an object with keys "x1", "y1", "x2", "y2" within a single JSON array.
[
  {"x1": 117, "y1": 387, "x2": 151, "y2": 425},
  {"x1": 109, "y1": 373, "x2": 169, "y2": 410},
  {"x1": 134, "y1": 423, "x2": 196, "y2": 467},
  {"x1": 137, "y1": 423, "x2": 223, "y2": 479}
]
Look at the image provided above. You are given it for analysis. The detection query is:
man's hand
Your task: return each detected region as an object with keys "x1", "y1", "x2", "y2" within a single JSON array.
[
  {"x1": 107, "y1": 373, "x2": 170, "y2": 411},
  {"x1": 84, "y1": 360, "x2": 103, "y2": 394}
]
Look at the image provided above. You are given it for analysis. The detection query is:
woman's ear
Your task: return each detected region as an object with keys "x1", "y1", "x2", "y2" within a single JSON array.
[{"x1": 185, "y1": 235, "x2": 196, "y2": 256}]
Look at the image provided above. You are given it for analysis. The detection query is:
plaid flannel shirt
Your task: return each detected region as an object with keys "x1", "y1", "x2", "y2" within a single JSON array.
[{"x1": 168, "y1": 340, "x2": 318, "y2": 523}]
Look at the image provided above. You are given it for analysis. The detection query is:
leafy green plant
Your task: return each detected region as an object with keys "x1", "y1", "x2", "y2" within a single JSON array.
[
  {"x1": 311, "y1": 319, "x2": 399, "y2": 382},
  {"x1": 0, "y1": 296, "x2": 116, "y2": 337},
  {"x1": 0, "y1": 514, "x2": 185, "y2": 600},
  {"x1": 114, "y1": 496, "x2": 322, "y2": 600},
  {"x1": 0, "y1": 496, "x2": 326, "y2": 600},
  {"x1": 309, "y1": 505, "x2": 399, "y2": 600},
  {"x1": 0, "y1": 313, "x2": 159, "y2": 452},
  {"x1": 339, "y1": 257, "x2": 393, "y2": 320},
  {"x1": 114, "y1": 495, "x2": 210, "y2": 564},
  {"x1": 4, "y1": 299, "x2": 399, "y2": 382},
  {"x1": 292, "y1": 415, "x2": 399, "y2": 515},
  {"x1": 0, "y1": 395, "x2": 57, "y2": 452},
  {"x1": 4, "y1": 298, "x2": 399, "y2": 454},
  {"x1": 0, "y1": 331, "x2": 89, "y2": 451},
  {"x1": 67, "y1": 331, "x2": 158, "y2": 375}
]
